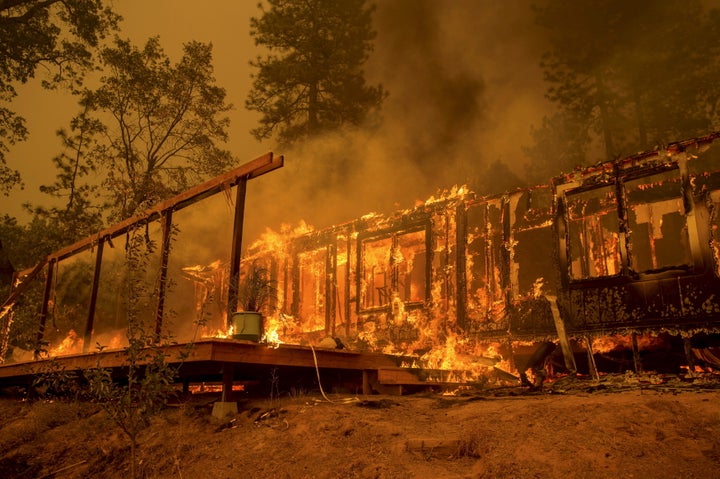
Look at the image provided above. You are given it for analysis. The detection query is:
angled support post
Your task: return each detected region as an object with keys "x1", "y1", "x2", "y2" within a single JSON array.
[
  {"x1": 83, "y1": 239, "x2": 105, "y2": 352},
  {"x1": 546, "y1": 295, "x2": 577, "y2": 374},
  {"x1": 227, "y1": 177, "x2": 248, "y2": 325},
  {"x1": 35, "y1": 259, "x2": 57, "y2": 358},
  {"x1": 155, "y1": 210, "x2": 174, "y2": 341}
]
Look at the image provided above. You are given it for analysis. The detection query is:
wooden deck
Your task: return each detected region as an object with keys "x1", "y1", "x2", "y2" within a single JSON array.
[{"x1": 0, "y1": 339, "x2": 414, "y2": 395}]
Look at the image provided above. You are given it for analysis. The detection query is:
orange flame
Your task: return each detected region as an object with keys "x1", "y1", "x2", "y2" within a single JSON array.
[{"x1": 45, "y1": 329, "x2": 83, "y2": 357}]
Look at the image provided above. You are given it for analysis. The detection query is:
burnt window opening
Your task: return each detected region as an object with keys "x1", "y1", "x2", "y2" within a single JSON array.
[
  {"x1": 359, "y1": 225, "x2": 428, "y2": 312},
  {"x1": 512, "y1": 186, "x2": 553, "y2": 228},
  {"x1": 465, "y1": 199, "x2": 507, "y2": 330},
  {"x1": 360, "y1": 236, "x2": 391, "y2": 310},
  {"x1": 565, "y1": 185, "x2": 622, "y2": 280},
  {"x1": 293, "y1": 246, "x2": 328, "y2": 332},
  {"x1": 624, "y1": 168, "x2": 691, "y2": 273},
  {"x1": 510, "y1": 187, "x2": 557, "y2": 298},
  {"x1": 396, "y1": 230, "x2": 427, "y2": 303},
  {"x1": 513, "y1": 227, "x2": 556, "y2": 297}
]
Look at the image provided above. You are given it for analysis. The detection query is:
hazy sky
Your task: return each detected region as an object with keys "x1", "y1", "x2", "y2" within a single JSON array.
[
  {"x1": 6, "y1": 2, "x2": 264, "y2": 217},
  {"x1": 4, "y1": 0, "x2": 551, "y2": 239}
]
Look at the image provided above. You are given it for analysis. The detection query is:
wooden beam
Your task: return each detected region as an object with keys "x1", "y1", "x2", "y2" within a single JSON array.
[
  {"x1": 2, "y1": 153, "x2": 284, "y2": 363},
  {"x1": 0, "y1": 260, "x2": 47, "y2": 319},
  {"x1": 220, "y1": 362, "x2": 235, "y2": 402},
  {"x1": 36, "y1": 258, "x2": 56, "y2": 355},
  {"x1": 227, "y1": 178, "x2": 247, "y2": 321},
  {"x1": 83, "y1": 240, "x2": 104, "y2": 352},
  {"x1": 585, "y1": 336, "x2": 600, "y2": 381},
  {"x1": 631, "y1": 332, "x2": 643, "y2": 373},
  {"x1": 154, "y1": 210, "x2": 173, "y2": 340},
  {"x1": 546, "y1": 295, "x2": 577, "y2": 374},
  {"x1": 30, "y1": 152, "x2": 282, "y2": 265}
]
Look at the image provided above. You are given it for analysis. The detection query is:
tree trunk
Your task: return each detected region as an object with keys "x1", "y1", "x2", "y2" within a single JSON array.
[
  {"x1": 130, "y1": 437, "x2": 136, "y2": 479},
  {"x1": 595, "y1": 72, "x2": 616, "y2": 160},
  {"x1": 308, "y1": 82, "x2": 319, "y2": 134},
  {"x1": 633, "y1": 84, "x2": 648, "y2": 148}
]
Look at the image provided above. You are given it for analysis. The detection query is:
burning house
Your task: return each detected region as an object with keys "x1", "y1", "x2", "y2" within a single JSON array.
[
  {"x1": 1, "y1": 133, "x2": 720, "y2": 394},
  {"x1": 239, "y1": 131, "x2": 720, "y2": 381}
]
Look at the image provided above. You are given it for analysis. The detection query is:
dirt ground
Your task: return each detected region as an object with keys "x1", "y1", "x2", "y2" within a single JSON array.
[{"x1": 1, "y1": 374, "x2": 719, "y2": 479}]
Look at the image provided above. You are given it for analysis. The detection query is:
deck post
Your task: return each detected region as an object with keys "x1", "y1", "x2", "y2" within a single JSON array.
[
  {"x1": 83, "y1": 239, "x2": 105, "y2": 352},
  {"x1": 154, "y1": 210, "x2": 173, "y2": 341},
  {"x1": 212, "y1": 362, "x2": 238, "y2": 419},
  {"x1": 227, "y1": 178, "x2": 248, "y2": 325}
]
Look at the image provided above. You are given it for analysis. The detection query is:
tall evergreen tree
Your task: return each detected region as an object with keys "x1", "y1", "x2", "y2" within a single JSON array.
[{"x1": 246, "y1": 0, "x2": 385, "y2": 147}]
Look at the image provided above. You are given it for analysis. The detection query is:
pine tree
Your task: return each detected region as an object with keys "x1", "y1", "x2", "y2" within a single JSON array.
[{"x1": 246, "y1": 0, "x2": 385, "y2": 147}]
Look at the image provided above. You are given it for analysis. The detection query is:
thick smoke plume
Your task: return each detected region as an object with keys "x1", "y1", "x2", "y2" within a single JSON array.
[{"x1": 244, "y1": 0, "x2": 550, "y2": 244}]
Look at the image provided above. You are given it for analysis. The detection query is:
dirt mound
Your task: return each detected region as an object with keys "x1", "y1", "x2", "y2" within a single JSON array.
[{"x1": 1, "y1": 382, "x2": 719, "y2": 479}]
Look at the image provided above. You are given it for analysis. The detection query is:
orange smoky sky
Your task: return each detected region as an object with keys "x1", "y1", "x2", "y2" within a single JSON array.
[
  {"x1": 3, "y1": 1, "x2": 551, "y2": 240},
  {"x1": 5, "y1": 1, "x2": 264, "y2": 218}
]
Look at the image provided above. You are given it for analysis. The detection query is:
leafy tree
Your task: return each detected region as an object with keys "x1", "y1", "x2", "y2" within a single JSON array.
[
  {"x1": 0, "y1": 215, "x2": 57, "y2": 270},
  {"x1": 531, "y1": 0, "x2": 716, "y2": 167},
  {"x1": 0, "y1": 0, "x2": 119, "y2": 196},
  {"x1": 70, "y1": 36, "x2": 234, "y2": 221},
  {"x1": 246, "y1": 0, "x2": 386, "y2": 147},
  {"x1": 1, "y1": 106, "x2": 106, "y2": 355}
]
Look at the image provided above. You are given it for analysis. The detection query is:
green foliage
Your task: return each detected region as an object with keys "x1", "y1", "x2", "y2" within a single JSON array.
[
  {"x1": 79, "y1": 36, "x2": 234, "y2": 221},
  {"x1": 247, "y1": 0, "x2": 386, "y2": 147},
  {"x1": 31, "y1": 358, "x2": 83, "y2": 400},
  {"x1": 83, "y1": 337, "x2": 177, "y2": 441},
  {"x1": 0, "y1": 0, "x2": 119, "y2": 196},
  {"x1": 81, "y1": 227, "x2": 185, "y2": 478},
  {"x1": 0, "y1": 211, "x2": 98, "y2": 272},
  {"x1": 529, "y1": 0, "x2": 720, "y2": 171},
  {"x1": 31, "y1": 106, "x2": 106, "y2": 238},
  {"x1": 239, "y1": 261, "x2": 277, "y2": 312}
]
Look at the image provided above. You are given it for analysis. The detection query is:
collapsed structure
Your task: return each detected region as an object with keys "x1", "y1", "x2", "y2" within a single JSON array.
[{"x1": 1, "y1": 133, "x2": 720, "y2": 389}]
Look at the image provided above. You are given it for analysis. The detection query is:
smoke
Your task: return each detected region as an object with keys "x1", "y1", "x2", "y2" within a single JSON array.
[{"x1": 243, "y1": 0, "x2": 550, "y2": 242}]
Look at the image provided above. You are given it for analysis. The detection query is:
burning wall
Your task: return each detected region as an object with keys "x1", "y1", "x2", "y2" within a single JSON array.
[{"x1": 240, "y1": 134, "x2": 720, "y2": 374}]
